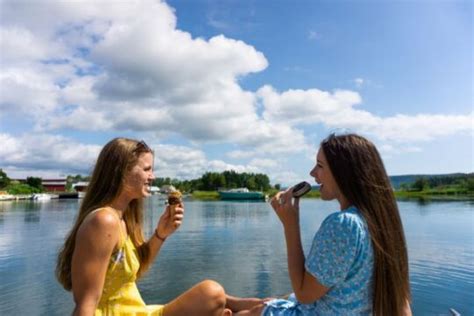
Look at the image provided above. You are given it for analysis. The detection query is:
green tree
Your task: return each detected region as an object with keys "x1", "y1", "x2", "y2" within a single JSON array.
[
  {"x1": 399, "y1": 183, "x2": 410, "y2": 191},
  {"x1": 7, "y1": 183, "x2": 41, "y2": 195},
  {"x1": 0, "y1": 169, "x2": 11, "y2": 189},
  {"x1": 412, "y1": 177, "x2": 430, "y2": 192},
  {"x1": 26, "y1": 177, "x2": 43, "y2": 190},
  {"x1": 246, "y1": 176, "x2": 257, "y2": 190},
  {"x1": 148, "y1": 170, "x2": 274, "y2": 192},
  {"x1": 216, "y1": 174, "x2": 226, "y2": 190},
  {"x1": 254, "y1": 174, "x2": 271, "y2": 191},
  {"x1": 466, "y1": 178, "x2": 474, "y2": 192},
  {"x1": 152, "y1": 177, "x2": 173, "y2": 187},
  {"x1": 200, "y1": 172, "x2": 227, "y2": 190}
]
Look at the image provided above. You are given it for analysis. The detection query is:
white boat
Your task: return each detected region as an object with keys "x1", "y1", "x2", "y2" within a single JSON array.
[
  {"x1": 72, "y1": 182, "x2": 89, "y2": 195},
  {"x1": 31, "y1": 193, "x2": 52, "y2": 201},
  {"x1": 149, "y1": 186, "x2": 160, "y2": 194}
]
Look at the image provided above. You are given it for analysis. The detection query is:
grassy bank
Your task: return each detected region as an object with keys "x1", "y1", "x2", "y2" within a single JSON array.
[
  {"x1": 191, "y1": 189, "x2": 321, "y2": 200},
  {"x1": 266, "y1": 189, "x2": 320, "y2": 198},
  {"x1": 394, "y1": 189, "x2": 474, "y2": 200},
  {"x1": 191, "y1": 190, "x2": 220, "y2": 200},
  {"x1": 191, "y1": 188, "x2": 472, "y2": 201}
]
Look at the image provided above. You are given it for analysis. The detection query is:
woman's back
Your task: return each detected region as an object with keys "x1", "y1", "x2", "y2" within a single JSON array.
[
  {"x1": 306, "y1": 207, "x2": 373, "y2": 315},
  {"x1": 262, "y1": 206, "x2": 374, "y2": 316}
]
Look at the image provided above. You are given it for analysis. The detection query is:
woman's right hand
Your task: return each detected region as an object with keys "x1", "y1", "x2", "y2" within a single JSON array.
[
  {"x1": 270, "y1": 189, "x2": 300, "y2": 228},
  {"x1": 156, "y1": 203, "x2": 184, "y2": 238}
]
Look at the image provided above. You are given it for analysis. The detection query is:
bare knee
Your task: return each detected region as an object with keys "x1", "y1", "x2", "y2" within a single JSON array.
[
  {"x1": 235, "y1": 304, "x2": 265, "y2": 316},
  {"x1": 249, "y1": 304, "x2": 265, "y2": 316},
  {"x1": 163, "y1": 280, "x2": 227, "y2": 316},
  {"x1": 197, "y1": 280, "x2": 226, "y2": 309}
]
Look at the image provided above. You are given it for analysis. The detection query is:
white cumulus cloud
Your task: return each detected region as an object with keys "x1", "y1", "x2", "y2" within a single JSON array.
[
  {"x1": 1, "y1": 0, "x2": 472, "y2": 181},
  {"x1": 0, "y1": 133, "x2": 101, "y2": 174},
  {"x1": 258, "y1": 85, "x2": 473, "y2": 143}
]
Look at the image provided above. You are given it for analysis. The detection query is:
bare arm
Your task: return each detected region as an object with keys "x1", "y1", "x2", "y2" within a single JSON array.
[
  {"x1": 284, "y1": 224, "x2": 329, "y2": 303},
  {"x1": 404, "y1": 299, "x2": 413, "y2": 316},
  {"x1": 272, "y1": 191, "x2": 329, "y2": 304},
  {"x1": 137, "y1": 204, "x2": 184, "y2": 269},
  {"x1": 71, "y1": 210, "x2": 120, "y2": 316}
]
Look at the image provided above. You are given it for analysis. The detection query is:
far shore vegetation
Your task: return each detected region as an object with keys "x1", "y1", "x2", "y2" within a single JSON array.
[
  {"x1": 0, "y1": 168, "x2": 472, "y2": 200},
  {"x1": 152, "y1": 171, "x2": 474, "y2": 201}
]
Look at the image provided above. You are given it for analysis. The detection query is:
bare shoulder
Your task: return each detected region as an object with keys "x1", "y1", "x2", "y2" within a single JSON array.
[
  {"x1": 71, "y1": 208, "x2": 121, "y2": 291},
  {"x1": 77, "y1": 208, "x2": 120, "y2": 243}
]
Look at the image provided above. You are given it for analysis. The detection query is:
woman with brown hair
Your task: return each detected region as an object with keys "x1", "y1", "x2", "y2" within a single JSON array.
[
  {"x1": 56, "y1": 138, "x2": 232, "y2": 316},
  {"x1": 228, "y1": 133, "x2": 411, "y2": 315}
]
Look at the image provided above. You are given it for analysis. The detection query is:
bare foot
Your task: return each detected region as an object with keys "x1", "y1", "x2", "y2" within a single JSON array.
[{"x1": 226, "y1": 295, "x2": 272, "y2": 312}]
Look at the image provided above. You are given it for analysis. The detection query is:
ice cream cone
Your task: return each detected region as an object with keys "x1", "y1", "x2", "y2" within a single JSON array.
[{"x1": 167, "y1": 190, "x2": 182, "y2": 217}]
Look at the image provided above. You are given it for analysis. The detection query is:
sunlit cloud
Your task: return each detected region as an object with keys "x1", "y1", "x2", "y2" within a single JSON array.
[
  {"x1": 0, "y1": 0, "x2": 471, "y2": 181},
  {"x1": 0, "y1": 133, "x2": 101, "y2": 174},
  {"x1": 259, "y1": 85, "x2": 473, "y2": 143}
]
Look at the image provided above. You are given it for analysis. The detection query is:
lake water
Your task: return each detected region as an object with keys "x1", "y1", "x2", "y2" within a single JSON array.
[{"x1": 0, "y1": 197, "x2": 473, "y2": 315}]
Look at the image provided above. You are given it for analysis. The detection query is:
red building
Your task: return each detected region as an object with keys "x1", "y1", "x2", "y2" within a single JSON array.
[{"x1": 42, "y1": 179, "x2": 67, "y2": 192}]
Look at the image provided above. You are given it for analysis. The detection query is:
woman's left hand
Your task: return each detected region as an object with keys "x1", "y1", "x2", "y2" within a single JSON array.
[
  {"x1": 156, "y1": 203, "x2": 184, "y2": 239},
  {"x1": 270, "y1": 189, "x2": 299, "y2": 228}
]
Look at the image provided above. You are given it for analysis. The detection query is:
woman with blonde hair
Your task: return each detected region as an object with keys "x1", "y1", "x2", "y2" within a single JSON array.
[
  {"x1": 56, "y1": 138, "x2": 232, "y2": 315},
  {"x1": 228, "y1": 133, "x2": 412, "y2": 315}
]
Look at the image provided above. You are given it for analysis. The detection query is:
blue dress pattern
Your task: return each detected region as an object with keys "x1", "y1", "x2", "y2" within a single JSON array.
[{"x1": 262, "y1": 206, "x2": 374, "y2": 316}]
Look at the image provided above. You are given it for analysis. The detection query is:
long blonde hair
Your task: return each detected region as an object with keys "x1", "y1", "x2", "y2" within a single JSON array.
[
  {"x1": 321, "y1": 134, "x2": 410, "y2": 315},
  {"x1": 56, "y1": 138, "x2": 153, "y2": 291}
]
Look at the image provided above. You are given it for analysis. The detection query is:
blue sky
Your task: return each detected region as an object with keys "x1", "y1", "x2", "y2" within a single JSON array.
[{"x1": 0, "y1": 0, "x2": 472, "y2": 185}]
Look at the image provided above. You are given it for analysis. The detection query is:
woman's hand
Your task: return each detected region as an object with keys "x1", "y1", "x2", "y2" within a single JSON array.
[
  {"x1": 156, "y1": 203, "x2": 184, "y2": 239},
  {"x1": 270, "y1": 189, "x2": 300, "y2": 228}
]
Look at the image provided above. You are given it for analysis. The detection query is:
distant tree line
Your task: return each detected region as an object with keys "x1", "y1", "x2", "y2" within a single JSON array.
[
  {"x1": 153, "y1": 170, "x2": 275, "y2": 192},
  {"x1": 0, "y1": 169, "x2": 45, "y2": 194},
  {"x1": 0, "y1": 170, "x2": 94, "y2": 194},
  {"x1": 65, "y1": 174, "x2": 91, "y2": 191},
  {"x1": 0, "y1": 169, "x2": 10, "y2": 188},
  {"x1": 399, "y1": 173, "x2": 474, "y2": 192},
  {"x1": 1, "y1": 169, "x2": 275, "y2": 194}
]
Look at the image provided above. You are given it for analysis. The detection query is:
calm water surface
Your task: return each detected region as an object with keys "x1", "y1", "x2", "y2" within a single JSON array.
[{"x1": 0, "y1": 197, "x2": 473, "y2": 315}]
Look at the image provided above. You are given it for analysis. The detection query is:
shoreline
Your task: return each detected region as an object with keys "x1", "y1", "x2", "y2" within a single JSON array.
[
  {"x1": 1, "y1": 191, "x2": 473, "y2": 202},
  {"x1": 190, "y1": 190, "x2": 474, "y2": 201}
]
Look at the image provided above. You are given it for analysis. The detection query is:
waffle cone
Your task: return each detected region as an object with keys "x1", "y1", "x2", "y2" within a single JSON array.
[{"x1": 168, "y1": 190, "x2": 182, "y2": 205}]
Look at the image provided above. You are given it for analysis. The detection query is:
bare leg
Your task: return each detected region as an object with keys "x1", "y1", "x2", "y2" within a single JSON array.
[
  {"x1": 234, "y1": 304, "x2": 266, "y2": 315},
  {"x1": 226, "y1": 294, "x2": 267, "y2": 312},
  {"x1": 163, "y1": 280, "x2": 231, "y2": 316}
]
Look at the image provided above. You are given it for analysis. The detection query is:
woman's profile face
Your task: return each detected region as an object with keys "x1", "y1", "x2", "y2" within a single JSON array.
[
  {"x1": 310, "y1": 149, "x2": 341, "y2": 201},
  {"x1": 123, "y1": 152, "x2": 155, "y2": 199}
]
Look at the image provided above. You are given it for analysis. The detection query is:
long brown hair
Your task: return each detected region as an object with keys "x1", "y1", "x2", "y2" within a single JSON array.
[
  {"x1": 56, "y1": 137, "x2": 154, "y2": 291},
  {"x1": 321, "y1": 133, "x2": 410, "y2": 315}
]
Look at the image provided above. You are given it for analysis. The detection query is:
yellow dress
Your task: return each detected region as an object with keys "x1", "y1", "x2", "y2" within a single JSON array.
[{"x1": 94, "y1": 209, "x2": 164, "y2": 316}]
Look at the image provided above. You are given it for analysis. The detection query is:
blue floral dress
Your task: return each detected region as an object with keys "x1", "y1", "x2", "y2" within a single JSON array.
[{"x1": 263, "y1": 206, "x2": 374, "y2": 315}]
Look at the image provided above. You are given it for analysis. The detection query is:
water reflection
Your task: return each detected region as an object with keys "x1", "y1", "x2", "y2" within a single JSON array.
[
  {"x1": 201, "y1": 201, "x2": 270, "y2": 223},
  {"x1": 0, "y1": 197, "x2": 472, "y2": 315},
  {"x1": 23, "y1": 202, "x2": 42, "y2": 223}
]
